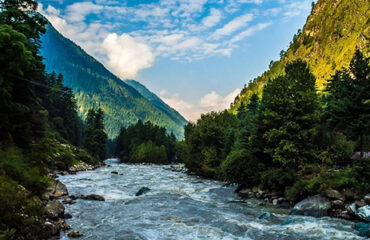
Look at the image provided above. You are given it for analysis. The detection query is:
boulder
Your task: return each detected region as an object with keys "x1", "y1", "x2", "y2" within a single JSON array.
[
  {"x1": 354, "y1": 222, "x2": 370, "y2": 237},
  {"x1": 57, "y1": 219, "x2": 71, "y2": 231},
  {"x1": 136, "y1": 187, "x2": 150, "y2": 196},
  {"x1": 252, "y1": 186, "x2": 259, "y2": 193},
  {"x1": 45, "y1": 200, "x2": 65, "y2": 219},
  {"x1": 237, "y1": 189, "x2": 250, "y2": 198},
  {"x1": 272, "y1": 199, "x2": 278, "y2": 206},
  {"x1": 356, "y1": 205, "x2": 370, "y2": 222},
  {"x1": 277, "y1": 200, "x2": 291, "y2": 209},
  {"x1": 53, "y1": 180, "x2": 68, "y2": 197},
  {"x1": 347, "y1": 203, "x2": 357, "y2": 216},
  {"x1": 290, "y1": 195, "x2": 331, "y2": 217},
  {"x1": 68, "y1": 230, "x2": 84, "y2": 238},
  {"x1": 111, "y1": 171, "x2": 118, "y2": 174},
  {"x1": 78, "y1": 194, "x2": 105, "y2": 201},
  {"x1": 355, "y1": 200, "x2": 366, "y2": 208},
  {"x1": 62, "y1": 198, "x2": 76, "y2": 205},
  {"x1": 331, "y1": 200, "x2": 345, "y2": 209},
  {"x1": 69, "y1": 161, "x2": 94, "y2": 173},
  {"x1": 324, "y1": 189, "x2": 344, "y2": 201},
  {"x1": 341, "y1": 188, "x2": 355, "y2": 201},
  {"x1": 44, "y1": 221, "x2": 60, "y2": 236},
  {"x1": 64, "y1": 213, "x2": 72, "y2": 219},
  {"x1": 364, "y1": 193, "x2": 370, "y2": 205},
  {"x1": 41, "y1": 179, "x2": 68, "y2": 200}
]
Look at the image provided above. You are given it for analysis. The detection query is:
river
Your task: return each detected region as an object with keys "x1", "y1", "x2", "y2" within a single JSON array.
[{"x1": 58, "y1": 159, "x2": 363, "y2": 239}]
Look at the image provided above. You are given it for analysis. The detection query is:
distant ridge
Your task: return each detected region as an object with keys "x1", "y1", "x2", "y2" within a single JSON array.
[
  {"x1": 40, "y1": 22, "x2": 187, "y2": 138},
  {"x1": 231, "y1": 0, "x2": 369, "y2": 113}
]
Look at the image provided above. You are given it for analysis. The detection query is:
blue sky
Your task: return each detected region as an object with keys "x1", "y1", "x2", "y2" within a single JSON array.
[{"x1": 38, "y1": 0, "x2": 313, "y2": 121}]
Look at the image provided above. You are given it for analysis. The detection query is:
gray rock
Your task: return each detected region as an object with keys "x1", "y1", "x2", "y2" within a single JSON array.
[
  {"x1": 42, "y1": 179, "x2": 68, "y2": 200},
  {"x1": 111, "y1": 171, "x2": 118, "y2": 174},
  {"x1": 44, "y1": 221, "x2": 60, "y2": 236},
  {"x1": 331, "y1": 200, "x2": 344, "y2": 209},
  {"x1": 355, "y1": 200, "x2": 367, "y2": 208},
  {"x1": 341, "y1": 188, "x2": 355, "y2": 201},
  {"x1": 45, "y1": 200, "x2": 65, "y2": 219},
  {"x1": 324, "y1": 189, "x2": 344, "y2": 201},
  {"x1": 356, "y1": 205, "x2": 370, "y2": 222},
  {"x1": 78, "y1": 194, "x2": 105, "y2": 201},
  {"x1": 290, "y1": 195, "x2": 331, "y2": 217},
  {"x1": 237, "y1": 189, "x2": 249, "y2": 198},
  {"x1": 136, "y1": 187, "x2": 151, "y2": 196},
  {"x1": 364, "y1": 193, "x2": 370, "y2": 205},
  {"x1": 347, "y1": 203, "x2": 357, "y2": 216},
  {"x1": 68, "y1": 230, "x2": 84, "y2": 238},
  {"x1": 272, "y1": 199, "x2": 278, "y2": 205}
]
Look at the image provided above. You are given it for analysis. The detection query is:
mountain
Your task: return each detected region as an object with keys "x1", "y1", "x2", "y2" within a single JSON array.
[
  {"x1": 230, "y1": 0, "x2": 369, "y2": 113},
  {"x1": 40, "y1": 22, "x2": 186, "y2": 138},
  {"x1": 124, "y1": 80, "x2": 187, "y2": 128}
]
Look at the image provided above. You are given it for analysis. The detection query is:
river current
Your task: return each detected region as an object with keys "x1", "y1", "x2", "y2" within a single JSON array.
[{"x1": 58, "y1": 159, "x2": 364, "y2": 239}]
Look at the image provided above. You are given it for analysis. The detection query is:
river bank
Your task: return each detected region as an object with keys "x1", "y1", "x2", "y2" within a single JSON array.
[{"x1": 50, "y1": 159, "x2": 367, "y2": 239}]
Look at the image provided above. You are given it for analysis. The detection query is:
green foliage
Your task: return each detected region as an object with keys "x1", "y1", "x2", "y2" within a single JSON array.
[
  {"x1": 231, "y1": 0, "x2": 369, "y2": 113},
  {"x1": 84, "y1": 108, "x2": 108, "y2": 161},
  {"x1": 115, "y1": 120, "x2": 177, "y2": 164},
  {"x1": 259, "y1": 60, "x2": 321, "y2": 169},
  {"x1": 40, "y1": 23, "x2": 186, "y2": 138},
  {"x1": 0, "y1": 147, "x2": 49, "y2": 196},
  {"x1": 220, "y1": 149, "x2": 262, "y2": 186},
  {"x1": 260, "y1": 168, "x2": 296, "y2": 193},
  {"x1": 0, "y1": 176, "x2": 46, "y2": 239},
  {"x1": 131, "y1": 141, "x2": 168, "y2": 164},
  {"x1": 183, "y1": 111, "x2": 238, "y2": 178}
]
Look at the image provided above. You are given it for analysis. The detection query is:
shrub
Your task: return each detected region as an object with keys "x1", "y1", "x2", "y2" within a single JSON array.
[
  {"x1": 0, "y1": 176, "x2": 46, "y2": 239},
  {"x1": 260, "y1": 168, "x2": 296, "y2": 193},
  {"x1": 220, "y1": 149, "x2": 262, "y2": 186},
  {"x1": 0, "y1": 147, "x2": 48, "y2": 195},
  {"x1": 132, "y1": 141, "x2": 168, "y2": 164}
]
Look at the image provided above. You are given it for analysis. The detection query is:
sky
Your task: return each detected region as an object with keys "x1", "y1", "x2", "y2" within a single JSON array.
[{"x1": 38, "y1": 0, "x2": 313, "y2": 121}]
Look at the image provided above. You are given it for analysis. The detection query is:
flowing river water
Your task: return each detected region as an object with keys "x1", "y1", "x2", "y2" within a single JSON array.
[{"x1": 58, "y1": 159, "x2": 364, "y2": 239}]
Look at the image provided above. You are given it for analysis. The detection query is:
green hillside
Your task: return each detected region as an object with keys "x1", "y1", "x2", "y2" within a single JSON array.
[
  {"x1": 125, "y1": 80, "x2": 187, "y2": 128},
  {"x1": 231, "y1": 0, "x2": 369, "y2": 113},
  {"x1": 40, "y1": 23, "x2": 186, "y2": 138}
]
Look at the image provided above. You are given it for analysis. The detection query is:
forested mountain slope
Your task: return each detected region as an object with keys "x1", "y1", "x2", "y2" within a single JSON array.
[
  {"x1": 125, "y1": 80, "x2": 187, "y2": 129},
  {"x1": 231, "y1": 0, "x2": 369, "y2": 113},
  {"x1": 40, "y1": 23, "x2": 186, "y2": 138}
]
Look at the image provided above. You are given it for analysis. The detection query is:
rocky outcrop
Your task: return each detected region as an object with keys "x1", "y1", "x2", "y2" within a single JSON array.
[
  {"x1": 356, "y1": 205, "x2": 370, "y2": 222},
  {"x1": 78, "y1": 194, "x2": 105, "y2": 201},
  {"x1": 45, "y1": 200, "x2": 65, "y2": 219},
  {"x1": 68, "y1": 161, "x2": 96, "y2": 173},
  {"x1": 290, "y1": 195, "x2": 331, "y2": 217},
  {"x1": 68, "y1": 230, "x2": 84, "y2": 238},
  {"x1": 324, "y1": 189, "x2": 345, "y2": 201},
  {"x1": 136, "y1": 187, "x2": 150, "y2": 196},
  {"x1": 42, "y1": 179, "x2": 68, "y2": 200}
]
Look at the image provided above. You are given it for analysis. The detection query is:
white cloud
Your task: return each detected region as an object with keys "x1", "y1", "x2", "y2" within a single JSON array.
[
  {"x1": 211, "y1": 13, "x2": 253, "y2": 39},
  {"x1": 160, "y1": 88, "x2": 240, "y2": 121},
  {"x1": 65, "y1": 2, "x2": 103, "y2": 22},
  {"x1": 102, "y1": 33, "x2": 155, "y2": 79},
  {"x1": 230, "y1": 21, "x2": 272, "y2": 43},
  {"x1": 202, "y1": 8, "x2": 222, "y2": 28}
]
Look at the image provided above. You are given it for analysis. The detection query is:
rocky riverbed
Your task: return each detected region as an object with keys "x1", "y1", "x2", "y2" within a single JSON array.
[{"x1": 44, "y1": 158, "x2": 370, "y2": 239}]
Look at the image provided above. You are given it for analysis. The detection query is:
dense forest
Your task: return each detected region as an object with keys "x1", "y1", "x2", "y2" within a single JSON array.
[
  {"x1": 230, "y1": 0, "x2": 369, "y2": 113},
  {"x1": 182, "y1": 51, "x2": 370, "y2": 201},
  {"x1": 40, "y1": 23, "x2": 187, "y2": 139},
  {"x1": 0, "y1": 0, "x2": 107, "y2": 238},
  {"x1": 115, "y1": 120, "x2": 178, "y2": 164}
]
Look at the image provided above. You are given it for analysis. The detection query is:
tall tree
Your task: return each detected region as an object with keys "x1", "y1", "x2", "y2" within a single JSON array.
[
  {"x1": 259, "y1": 60, "x2": 321, "y2": 169},
  {"x1": 325, "y1": 50, "x2": 370, "y2": 154}
]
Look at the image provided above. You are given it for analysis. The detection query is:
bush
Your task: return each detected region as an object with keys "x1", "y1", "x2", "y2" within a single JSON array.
[
  {"x1": 260, "y1": 168, "x2": 296, "y2": 193},
  {"x1": 76, "y1": 149, "x2": 98, "y2": 166},
  {"x1": 132, "y1": 141, "x2": 168, "y2": 164},
  {"x1": 0, "y1": 176, "x2": 46, "y2": 239},
  {"x1": 220, "y1": 149, "x2": 262, "y2": 186},
  {"x1": 0, "y1": 147, "x2": 49, "y2": 196}
]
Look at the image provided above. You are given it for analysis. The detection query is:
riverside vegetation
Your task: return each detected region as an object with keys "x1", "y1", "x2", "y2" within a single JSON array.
[
  {"x1": 0, "y1": 0, "x2": 107, "y2": 238},
  {"x1": 0, "y1": 0, "x2": 369, "y2": 239}
]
